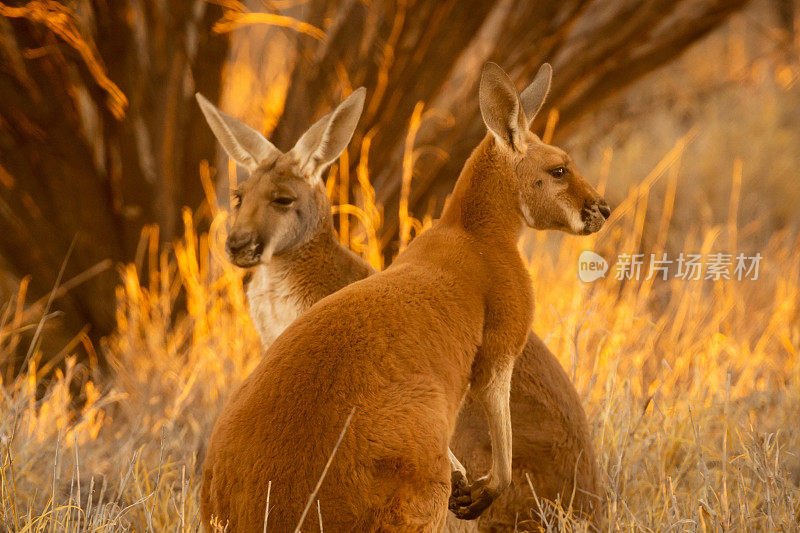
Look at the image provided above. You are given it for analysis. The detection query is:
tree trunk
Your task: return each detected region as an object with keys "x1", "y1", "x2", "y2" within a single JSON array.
[{"x1": 0, "y1": 0, "x2": 229, "y2": 352}]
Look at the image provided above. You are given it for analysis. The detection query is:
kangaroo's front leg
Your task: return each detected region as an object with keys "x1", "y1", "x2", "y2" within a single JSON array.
[{"x1": 449, "y1": 348, "x2": 515, "y2": 520}]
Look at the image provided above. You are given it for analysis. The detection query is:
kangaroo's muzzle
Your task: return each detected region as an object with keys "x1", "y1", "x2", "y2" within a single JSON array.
[{"x1": 226, "y1": 230, "x2": 263, "y2": 267}]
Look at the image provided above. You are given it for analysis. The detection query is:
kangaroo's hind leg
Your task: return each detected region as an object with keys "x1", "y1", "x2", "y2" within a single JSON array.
[{"x1": 370, "y1": 454, "x2": 451, "y2": 532}]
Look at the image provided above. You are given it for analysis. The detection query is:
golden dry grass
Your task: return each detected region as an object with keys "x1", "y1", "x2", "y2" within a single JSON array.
[{"x1": 1, "y1": 126, "x2": 798, "y2": 531}]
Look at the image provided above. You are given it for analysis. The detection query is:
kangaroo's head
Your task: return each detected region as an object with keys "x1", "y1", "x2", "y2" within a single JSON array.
[
  {"x1": 479, "y1": 63, "x2": 610, "y2": 235},
  {"x1": 197, "y1": 89, "x2": 366, "y2": 267}
]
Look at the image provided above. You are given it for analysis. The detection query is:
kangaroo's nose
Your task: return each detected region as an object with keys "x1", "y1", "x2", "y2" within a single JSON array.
[
  {"x1": 597, "y1": 200, "x2": 611, "y2": 219},
  {"x1": 226, "y1": 230, "x2": 258, "y2": 255}
]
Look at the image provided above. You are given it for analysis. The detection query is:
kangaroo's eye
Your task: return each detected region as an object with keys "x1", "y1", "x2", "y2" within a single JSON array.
[
  {"x1": 272, "y1": 197, "x2": 296, "y2": 207},
  {"x1": 549, "y1": 167, "x2": 567, "y2": 178},
  {"x1": 231, "y1": 193, "x2": 242, "y2": 208}
]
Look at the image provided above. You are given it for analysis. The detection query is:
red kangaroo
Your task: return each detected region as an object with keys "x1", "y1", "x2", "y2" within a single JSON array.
[{"x1": 198, "y1": 62, "x2": 609, "y2": 531}]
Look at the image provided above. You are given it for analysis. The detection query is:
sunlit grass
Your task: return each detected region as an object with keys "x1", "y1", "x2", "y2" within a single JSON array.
[{"x1": 1, "y1": 129, "x2": 798, "y2": 531}]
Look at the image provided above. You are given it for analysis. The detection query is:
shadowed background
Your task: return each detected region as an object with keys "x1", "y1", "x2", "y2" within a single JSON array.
[{"x1": 0, "y1": 0, "x2": 758, "y2": 354}]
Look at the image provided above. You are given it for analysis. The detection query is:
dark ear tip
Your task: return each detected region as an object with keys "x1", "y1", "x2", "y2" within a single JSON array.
[
  {"x1": 345, "y1": 86, "x2": 366, "y2": 100},
  {"x1": 536, "y1": 64, "x2": 553, "y2": 86},
  {"x1": 351, "y1": 87, "x2": 367, "y2": 104},
  {"x1": 482, "y1": 62, "x2": 503, "y2": 75},
  {"x1": 343, "y1": 87, "x2": 367, "y2": 113},
  {"x1": 480, "y1": 63, "x2": 513, "y2": 90}
]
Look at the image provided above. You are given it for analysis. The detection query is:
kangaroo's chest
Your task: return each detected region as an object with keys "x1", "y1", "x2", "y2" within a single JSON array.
[{"x1": 246, "y1": 266, "x2": 305, "y2": 349}]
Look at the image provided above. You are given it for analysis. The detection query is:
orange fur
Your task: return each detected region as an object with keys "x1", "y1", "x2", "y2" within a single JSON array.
[
  {"x1": 234, "y1": 179, "x2": 601, "y2": 530},
  {"x1": 202, "y1": 135, "x2": 532, "y2": 530},
  {"x1": 199, "y1": 63, "x2": 608, "y2": 530}
]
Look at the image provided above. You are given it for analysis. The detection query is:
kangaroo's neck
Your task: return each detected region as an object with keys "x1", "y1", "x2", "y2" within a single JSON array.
[
  {"x1": 440, "y1": 136, "x2": 524, "y2": 246},
  {"x1": 279, "y1": 230, "x2": 375, "y2": 297},
  {"x1": 246, "y1": 228, "x2": 374, "y2": 348}
]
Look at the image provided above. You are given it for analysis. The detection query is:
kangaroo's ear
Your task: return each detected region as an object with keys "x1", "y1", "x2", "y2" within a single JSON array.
[
  {"x1": 196, "y1": 93, "x2": 278, "y2": 172},
  {"x1": 519, "y1": 63, "x2": 552, "y2": 126},
  {"x1": 479, "y1": 63, "x2": 528, "y2": 153},
  {"x1": 290, "y1": 87, "x2": 366, "y2": 181}
]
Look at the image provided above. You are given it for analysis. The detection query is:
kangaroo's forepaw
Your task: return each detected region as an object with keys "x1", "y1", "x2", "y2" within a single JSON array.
[
  {"x1": 449, "y1": 470, "x2": 469, "y2": 501},
  {"x1": 448, "y1": 474, "x2": 497, "y2": 520}
]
